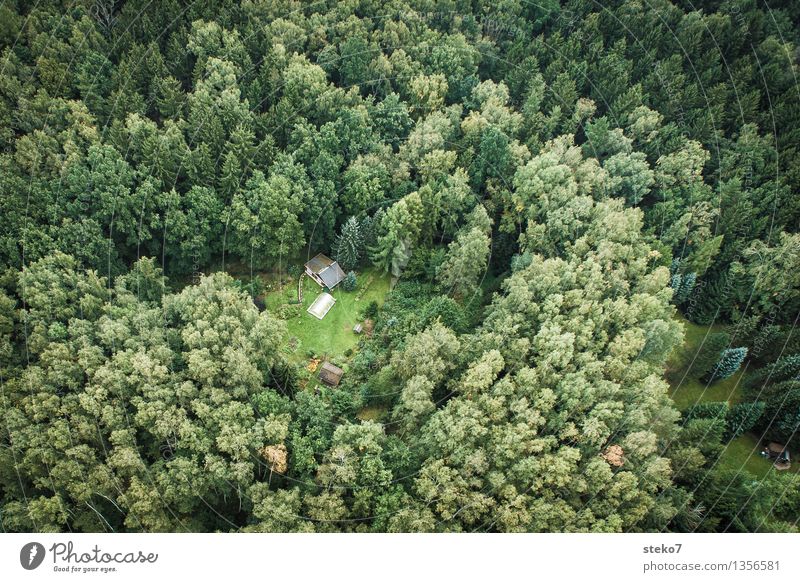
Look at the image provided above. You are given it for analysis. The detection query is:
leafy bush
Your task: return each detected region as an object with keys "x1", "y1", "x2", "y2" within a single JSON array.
[{"x1": 361, "y1": 300, "x2": 379, "y2": 319}]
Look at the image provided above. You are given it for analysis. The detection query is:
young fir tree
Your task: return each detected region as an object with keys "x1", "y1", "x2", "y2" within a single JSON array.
[
  {"x1": 746, "y1": 353, "x2": 800, "y2": 390},
  {"x1": 342, "y1": 271, "x2": 357, "y2": 291},
  {"x1": 707, "y1": 347, "x2": 748, "y2": 382},
  {"x1": 675, "y1": 272, "x2": 697, "y2": 304}
]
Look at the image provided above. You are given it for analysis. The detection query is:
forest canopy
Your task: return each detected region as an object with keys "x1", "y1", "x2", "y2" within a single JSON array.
[{"x1": 0, "y1": 0, "x2": 799, "y2": 533}]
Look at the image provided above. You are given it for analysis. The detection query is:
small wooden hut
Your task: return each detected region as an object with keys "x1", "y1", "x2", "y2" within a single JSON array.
[{"x1": 318, "y1": 362, "x2": 344, "y2": 387}]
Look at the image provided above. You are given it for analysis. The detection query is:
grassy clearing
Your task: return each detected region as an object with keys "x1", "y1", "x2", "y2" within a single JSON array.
[
  {"x1": 356, "y1": 405, "x2": 389, "y2": 422},
  {"x1": 669, "y1": 370, "x2": 747, "y2": 411},
  {"x1": 718, "y1": 433, "x2": 800, "y2": 478},
  {"x1": 263, "y1": 267, "x2": 391, "y2": 362},
  {"x1": 667, "y1": 314, "x2": 747, "y2": 410}
]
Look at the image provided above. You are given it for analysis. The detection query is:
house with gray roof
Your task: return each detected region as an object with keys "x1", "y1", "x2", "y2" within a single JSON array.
[{"x1": 304, "y1": 253, "x2": 346, "y2": 289}]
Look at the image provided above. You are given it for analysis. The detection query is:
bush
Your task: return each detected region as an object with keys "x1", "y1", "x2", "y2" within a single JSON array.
[
  {"x1": 276, "y1": 303, "x2": 301, "y2": 320},
  {"x1": 362, "y1": 300, "x2": 379, "y2": 319}
]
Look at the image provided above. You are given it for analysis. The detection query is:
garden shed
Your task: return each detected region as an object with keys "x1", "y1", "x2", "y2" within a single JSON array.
[
  {"x1": 305, "y1": 254, "x2": 346, "y2": 289},
  {"x1": 319, "y1": 362, "x2": 344, "y2": 386}
]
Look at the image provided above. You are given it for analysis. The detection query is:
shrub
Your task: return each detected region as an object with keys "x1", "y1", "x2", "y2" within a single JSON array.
[
  {"x1": 276, "y1": 303, "x2": 300, "y2": 320},
  {"x1": 362, "y1": 300, "x2": 379, "y2": 319}
]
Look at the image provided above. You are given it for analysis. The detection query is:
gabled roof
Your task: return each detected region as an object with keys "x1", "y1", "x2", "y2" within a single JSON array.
[
  {"x1": 305, "y1": 253, "x2": 335, "y2": 274},
  {"x1": 305, "y1": 253, "x2": 346, "y2": 288},
  {"x1": 768, "y1": 442, "x2": 788, "y2": 454},
  {"x1": 319, "y1": 362, "x2": 344, "y2": 386},
  {"x1": 319, "y1": 261, "x2": 346, "y2": 288}
]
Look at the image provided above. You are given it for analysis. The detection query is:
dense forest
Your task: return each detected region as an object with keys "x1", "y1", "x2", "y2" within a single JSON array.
[{"x1": 0, "y1": 0, "x2": 799, "y2": 532}]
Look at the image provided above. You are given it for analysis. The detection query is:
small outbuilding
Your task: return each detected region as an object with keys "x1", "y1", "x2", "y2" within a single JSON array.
[
  {"x1": 318, "y1": 362, "x2": 344, "y2": 387},
  {"x1": 765, "y1": 442, "x2": 791, "y2": 469},
  {"x1": 305, "y1": 254, "x2": 346, "y2": 289},
  {"x1": 353, "y1": 323, "x2": 363, "y2": 334},
  {"x1": 307, "y1": 292, "x2": 336, "y2": 320}
]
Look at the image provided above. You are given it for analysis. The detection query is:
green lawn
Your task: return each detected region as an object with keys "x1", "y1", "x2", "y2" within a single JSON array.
[
  {"x1": 718, "y1": 433, "x2": 800, "y2": 478},
  {"x1": 263, "y1": 267, "x2": 391, "y2": 363},
  {"x1": 356, "y1": 405, "x2": 389, "y2": 422},
  {"x1": 667, "y1": 314, "x2": 747, "y2": 410},
  {"x1": 669, "y1": 370, "x2": 747, "y2": 411}
]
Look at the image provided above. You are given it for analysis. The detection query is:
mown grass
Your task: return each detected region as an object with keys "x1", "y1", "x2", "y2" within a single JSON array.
[
  {"x1": 669, "y1": 370, "x2": 747, "y2": 411},
  {"x1": 356, "y1": 405, "x2": 389, "y2": 422}
]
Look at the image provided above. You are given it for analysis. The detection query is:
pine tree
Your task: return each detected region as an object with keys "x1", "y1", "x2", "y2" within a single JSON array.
[
  {"x1": 669, "y1": 259, "x2": 697, "y2": 304},
  {"x1": 725, "y1": 402, "x2": 764, "y2": 439},
  {"x1": 691, "y1": 271, "x2": 730, "y2": 324},
  {"x1": 745, "y1": 353, "x2": 800, "y2": 391},
  {"x1": 334, "y1": 216, "x2": 364, "y2": 271},
  {"x1": 342, "y1": 271, "x2": 357, "y2": 291},
  {"x1": 686, "y1": 331, "x2": 730, "y2": 379},
  {"x1": 675, "y1": 272, "x2": 696, "y2": 304},
  {"x1": 707, "y1": 347, "x2": 748, "y2": 382}
]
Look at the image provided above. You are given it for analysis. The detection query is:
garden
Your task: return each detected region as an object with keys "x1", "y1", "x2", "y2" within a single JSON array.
[{"x1": 261, "y1": 267, "x2": 392, "y2": 363}]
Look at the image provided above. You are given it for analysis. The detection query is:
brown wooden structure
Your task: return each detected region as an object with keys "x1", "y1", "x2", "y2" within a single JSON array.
[{"x1": 318, "y1": 362, "x2": 344, "y2": 386}]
